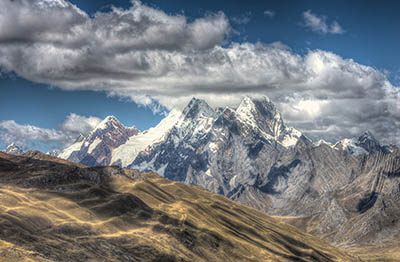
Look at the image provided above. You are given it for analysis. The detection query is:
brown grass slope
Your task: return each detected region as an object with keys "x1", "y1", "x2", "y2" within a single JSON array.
[{"x1": 0, "y1": 151, "x2": 359, "y2": 262}]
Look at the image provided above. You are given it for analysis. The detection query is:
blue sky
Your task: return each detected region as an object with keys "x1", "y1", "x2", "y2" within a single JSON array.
[
  {"x1": 0, "y1": 0, "x2": 399, "y2": 151},
  {"x1": 0, "y1": 76, "x2": 164, "y2": 130}
]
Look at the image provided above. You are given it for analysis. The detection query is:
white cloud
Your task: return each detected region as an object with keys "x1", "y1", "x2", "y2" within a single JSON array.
[
  {"x1": 263, "y1": 10, "x2": 275, "y2": 18},
  {"x1": 0, "y1": 0, "x2": 398, "y2": 145},
  {"x1": 60, "y1": 113, "x2": 102, "y2": 135},
  {"x1": 232, "y1": 12, "x2": 252, "y2": 25},
  {"x1": 0, "y1": 113, "x2": 102, "y2": 150},
  {"x1": 0, "y1": 120, "x2": 70, "y2": 149},
  {"x1": 302, "y1": 10, "x2": 344, "y2": 34},
  {"x1": 330, "y1": 21, "x2": 345, "y2": 34}
]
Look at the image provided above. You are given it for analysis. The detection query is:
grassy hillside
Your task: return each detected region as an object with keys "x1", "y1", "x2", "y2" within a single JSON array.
[{"x1": 0, "y1": 152, "x2": 362, "y2": 261}]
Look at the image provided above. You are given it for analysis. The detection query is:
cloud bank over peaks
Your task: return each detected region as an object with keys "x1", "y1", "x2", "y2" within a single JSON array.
[
  {"x1": 0, "y1": 113, "x2": 102, "y2": 150},
  {"x1": 0, "y1": 0, "x2": 398, "y2": 145}
]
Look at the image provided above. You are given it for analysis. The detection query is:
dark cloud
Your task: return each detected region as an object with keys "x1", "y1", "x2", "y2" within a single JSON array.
[{"x1": 0, "y1": 0, "x2": 398, "y2": 145}]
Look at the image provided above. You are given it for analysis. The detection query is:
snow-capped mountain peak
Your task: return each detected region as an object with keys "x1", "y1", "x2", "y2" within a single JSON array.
[
  {"x1": 333, "y1": 138, "x2": 367, "y2": 156},
  {"x1": 92, "y1": 115, "x2": 123, "y2": 132},
  {"x1": 59, "y1": 115, "x2": 139, "y2": 166},
  {"x1": 182, "y1": 97, "x2": 216, "y2": 120},
  {"x1": 236, "y1": 96, "x2": 257, "y2": 111},
  {"x1": 88, "y1": 115, "x2": 138, "y2": 140},
  {"x1": 236, "y1": 96, "x2": 274, "y2": 116},
  {"x1": 333, "y1": 131, "x2": 385, "y2": 156},
  {"x1": 236, "y1": 96, "x2": 283, "y2": 134},
  {"x1": 235, "y1": 96, "x2": 301, "y2": 147},
  {"x1": 313, "y1": 139, "x2": 333, "y2": 147},
  {"x1": 5, "y1": 143, "x2": 24, "y2": 155},
  {"x1": 359, "y1": 130, "x2": 375, "y2": 139},
  {"x1": 357, "y1": 130, "x2": 382, "y2": 153},
  {"x1": 59, "y1": 97, "x2": 305, "y2": 169},
  {"x1": 110, "y1": 109, "x2": 182, "y2": 167},
  {"x1": 74, "y1": 133, "x2": 85, "y2": 143}
]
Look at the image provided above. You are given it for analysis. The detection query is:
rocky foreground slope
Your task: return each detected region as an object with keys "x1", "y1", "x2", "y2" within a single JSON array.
[{"x1": 0, "y1": 151, "x2": 361, "y2": 262}]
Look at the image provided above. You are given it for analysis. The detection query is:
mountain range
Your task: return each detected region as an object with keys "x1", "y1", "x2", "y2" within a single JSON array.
[{"x1": 4, "y1": 96, "x2": 400, "y2": 251}]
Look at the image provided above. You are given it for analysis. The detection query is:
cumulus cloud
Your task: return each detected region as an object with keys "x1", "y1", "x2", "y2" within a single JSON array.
[
  {"x1": 302, "y1": 10, "x2": 345, "y2": 34},
  {"x1": 263, "y1": 10, "x2": 275, "y2": 18},
  {"x1": 0, "y1": 120, "x2": 69, "y2": 149},
  {"x1": 0, "y1": 0, "x2": 398, "y2": 145},
  {"x1": 0, "y1": 113, "x2": 102, "y2": 149},
  {"x1": 61, "y1": 113, "x2": 102, "y2": 136}
]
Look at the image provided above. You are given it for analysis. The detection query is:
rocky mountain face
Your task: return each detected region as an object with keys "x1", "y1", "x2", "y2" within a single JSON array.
[
  {"x1": 324, "y1": 150, "x2": 400, "y2": 246},
  {"x1": 0, "y1": 151, "x2": 359, "y2": 262},
  {"x1": 59, "y1": 96, "x2": 400, "y2": 248},
  {"x1": 130, "y1": 97, "x2": 302, "y2": 196},
  {"x1": 60, "y1": 111, "x2": 182, "y2": 168},
  {"x1": 249, "y1": 141, "x2": 400, "y2": 247},
  {"x1": 4, "y1": 143, "x2": 24, "y2": 155},
  {"x1": 333, "y1": 131, "x2": 391, "y2": 155},
  {"x1": 59, "y1": 116, "x2": 139, "y2": 166}
]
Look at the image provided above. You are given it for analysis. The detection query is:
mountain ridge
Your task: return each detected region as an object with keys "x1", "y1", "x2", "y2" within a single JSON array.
[
  {"x1": 53, "y1": 96, "x2": 400, "y2": 248},
  {"x1": 59, "y1": 96, "x2": 395, "y2": 165}
]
